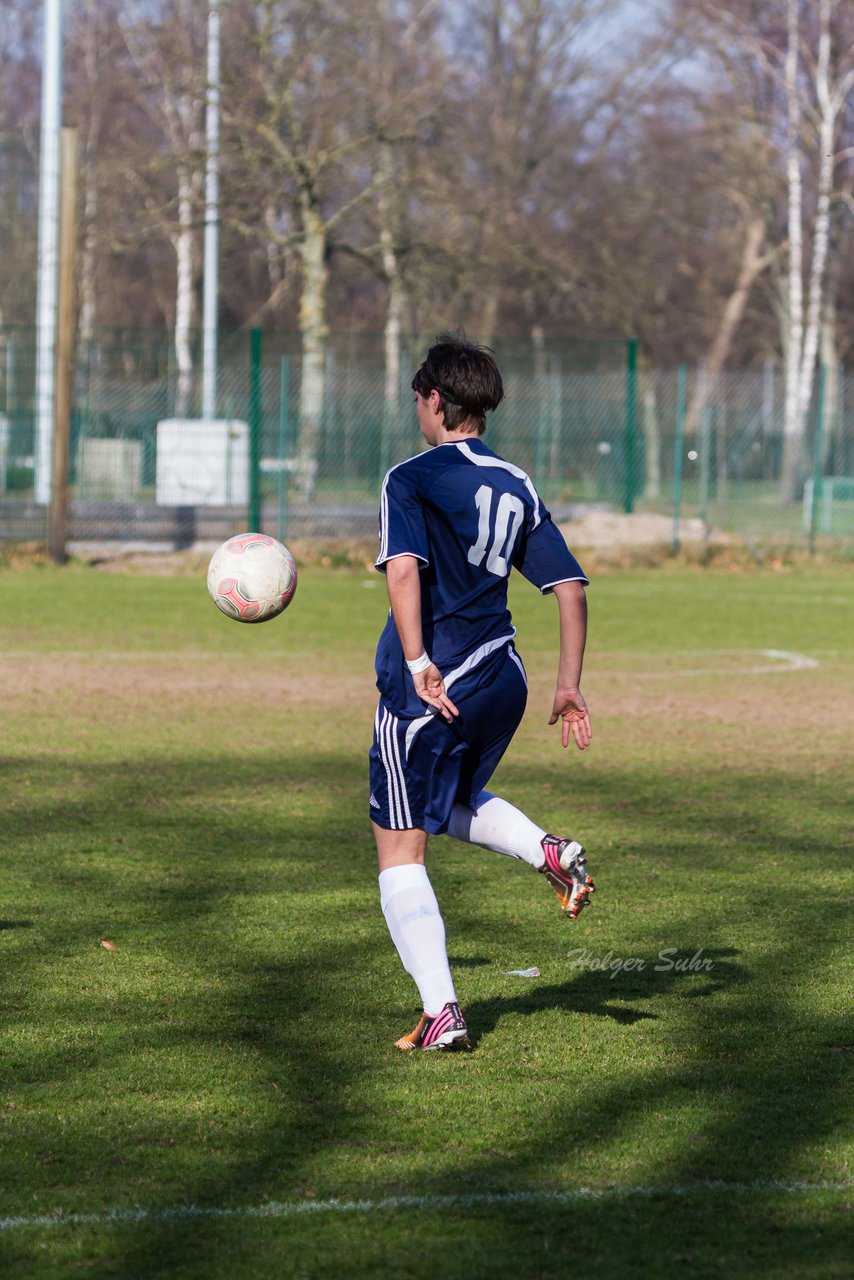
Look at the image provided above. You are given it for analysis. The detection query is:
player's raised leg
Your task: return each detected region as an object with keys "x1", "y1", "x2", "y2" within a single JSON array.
[{"x1": 447, "y1": 789, "x2": 595, "y2": 919}]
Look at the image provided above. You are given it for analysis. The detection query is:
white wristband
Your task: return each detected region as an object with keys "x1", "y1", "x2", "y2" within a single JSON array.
[{"x1": 406, "y1": 652, "x2": 431, "y2": 675}]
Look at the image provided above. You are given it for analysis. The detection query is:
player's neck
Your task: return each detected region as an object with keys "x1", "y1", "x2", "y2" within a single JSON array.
[{"x1": 435, "y1": 426, "x2": 480, "y2": 445}]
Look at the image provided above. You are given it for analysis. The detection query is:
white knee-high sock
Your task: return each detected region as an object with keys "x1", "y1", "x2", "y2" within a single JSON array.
[
  {"x1": 379, "y1": 863, "x2": 457, "y2": 1015},
  {"x1": 447, "y1": 790, "x2": 547, "y2": 868}
]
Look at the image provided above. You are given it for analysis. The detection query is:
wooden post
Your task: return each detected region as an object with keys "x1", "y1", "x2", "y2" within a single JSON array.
[{"x1": 49, "y1": 127, "x2": 77, "y2": 564}]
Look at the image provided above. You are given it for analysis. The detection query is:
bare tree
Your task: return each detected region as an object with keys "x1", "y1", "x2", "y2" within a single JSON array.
[
  {"x1": 779, "y1": 0, "x2": 854, "y2": 497},
  {"x1": 119, "y1": 0, "x2": 208, "y2": 416},
  {"x1": 677, "y1": 0, "x2": 854, "y2": 496},
  {"x1": 226, "y1": 0, "x2": 383, "y2": 496},
  {"x1": 0, "y1": 3, "x2": 40, "y2": 325}
]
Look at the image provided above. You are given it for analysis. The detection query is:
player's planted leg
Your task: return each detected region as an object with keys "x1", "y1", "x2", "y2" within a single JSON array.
[{"x1": 377, "y1": 850, "x2": 471, "y2": 1050}]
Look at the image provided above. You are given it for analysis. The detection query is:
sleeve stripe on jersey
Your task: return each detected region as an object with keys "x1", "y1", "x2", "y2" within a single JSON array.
[
  {"x1": 377, "y1": 467, "x2": 392, "y2": 563},
  {"x1": 377, "y1": 459, "x2": 412, "y2": 565},
  {"x1": 539, "y1": 574, "x2": 590, "y2": 592},
  {"x1": 456, "y1": 441, "x2": 543, "y2": 530}
]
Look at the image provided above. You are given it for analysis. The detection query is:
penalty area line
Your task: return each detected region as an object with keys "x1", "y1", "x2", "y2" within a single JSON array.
[
  {"x1": 614, "y1": 648, "x2": 820, "y2": 678},
  {"x1": 2, "y1": 1180, "x2": 852, "y2": 1233}
]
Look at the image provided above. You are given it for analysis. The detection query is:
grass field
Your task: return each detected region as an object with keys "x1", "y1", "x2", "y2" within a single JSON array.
[{"x1": 0, "y1": 555, "x2": 851, "y2": 1279}]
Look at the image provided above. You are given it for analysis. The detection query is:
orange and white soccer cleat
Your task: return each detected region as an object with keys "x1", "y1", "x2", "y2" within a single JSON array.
[
  {"x1": 394, "y1": 1001, "x2": 471, "y2": 1051},
  {"x1": 539, "y1": 835, "x2": 595, "y2": 919}
]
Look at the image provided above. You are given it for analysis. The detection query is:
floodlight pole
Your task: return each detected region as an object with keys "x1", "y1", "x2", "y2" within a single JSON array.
[
  {"x1": 34, "y1": 0, "x2": 64, "y2": 505},
  {"x1": 201, "y1": 0, "x2": 220, "y2": 420}
]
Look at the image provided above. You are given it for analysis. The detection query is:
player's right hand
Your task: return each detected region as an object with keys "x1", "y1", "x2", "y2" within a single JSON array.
[{"x1": 414, "y1": 664, "x2": 459, "y2": 723}]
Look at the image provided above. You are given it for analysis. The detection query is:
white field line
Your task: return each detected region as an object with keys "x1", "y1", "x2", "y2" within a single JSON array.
[
  {"x1": 601, "y1": 587, "x2": 853, "y2": 606},
  {"x1": 0, "y1": 648, "x2": 823, "y2": 676},
  {"x1": 678, "y1": 648, "x2": 819, "y2": 677},
  {"x1": 2, "y1": 1180, "x2": 852, "y2": 1233},
  {"x1": 601, "y1": 649, "x2": 821, "y2": 678}
]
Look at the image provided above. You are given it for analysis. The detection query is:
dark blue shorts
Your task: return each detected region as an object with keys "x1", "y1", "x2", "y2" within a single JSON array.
[{"x1": 369, "y1": 643, "x2": 528, "y2": 835}]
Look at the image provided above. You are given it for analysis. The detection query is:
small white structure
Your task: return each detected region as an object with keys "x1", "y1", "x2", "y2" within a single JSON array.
[
  {"x1": 77, "y1": 439, "x2": 143, "y2": 500},
  {"x1": 155, "y1": 419, "x2": 248, "y2": 506}
]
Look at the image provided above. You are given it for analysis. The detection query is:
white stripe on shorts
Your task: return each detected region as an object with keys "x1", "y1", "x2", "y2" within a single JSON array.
[
  {"x1": 507, "y1": 646, "x2": 527, "y2": 686},
  {"x1": 404, "y1": 711, "x2": 435, "y2": 760},
  {"x1": 379, "y1": 706, "x2": 412, "y2": 829}
]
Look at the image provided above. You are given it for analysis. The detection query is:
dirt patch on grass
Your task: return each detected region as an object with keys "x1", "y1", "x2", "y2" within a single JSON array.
[
  {"x1": 6, "y1": 643, "x2": 851, "y2": 764},
  {"x1": 561, "y1": 511, "x2": 730, "y2": 549},
  {"x1": 0, "y1": 652, "x2": 371, "y2": 714}
]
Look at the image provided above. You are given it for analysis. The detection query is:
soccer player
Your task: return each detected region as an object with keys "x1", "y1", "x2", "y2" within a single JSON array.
[{"x1": 370, "y1": 332, "x2": 594, "y2": 1051}]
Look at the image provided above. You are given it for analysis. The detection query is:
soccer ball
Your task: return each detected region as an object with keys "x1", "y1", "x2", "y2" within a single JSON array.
[{"x1": 207, "y1": 533, "x2": 298, "y2": 623}]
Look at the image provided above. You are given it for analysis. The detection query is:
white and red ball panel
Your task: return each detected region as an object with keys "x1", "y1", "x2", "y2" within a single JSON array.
[{"x1": 206, "y1": 533, "x2": 297, "y2": 623}]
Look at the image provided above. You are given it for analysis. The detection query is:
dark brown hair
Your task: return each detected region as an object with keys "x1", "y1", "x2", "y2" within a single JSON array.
[{"x1": 411, "y1": 330, "x2": 504, "y2": 434}]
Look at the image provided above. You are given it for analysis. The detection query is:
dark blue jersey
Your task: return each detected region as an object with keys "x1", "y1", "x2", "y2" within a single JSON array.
[{"x1": 374, "y1": 438, "x2": 587, "y2": 710}]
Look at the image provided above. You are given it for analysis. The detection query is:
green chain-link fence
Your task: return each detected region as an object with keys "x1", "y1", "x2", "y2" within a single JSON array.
[{"x1": 1, "y1": 325, "x2": 852, "y2": 550}]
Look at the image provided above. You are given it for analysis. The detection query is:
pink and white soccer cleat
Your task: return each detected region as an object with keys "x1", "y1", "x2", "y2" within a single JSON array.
[
  {"x1": 395, "y1": 1001, "x2": 471, "y2": 1051},
  {"x1": 539, "y1": 835, "x2": 595, "y2": 919}
]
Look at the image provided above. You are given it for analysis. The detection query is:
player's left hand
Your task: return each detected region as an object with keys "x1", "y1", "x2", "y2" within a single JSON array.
[
  {"x1": 413, "y1": 663, "x2": 459, "y2": 723},
  {"x1": 549, "y1": 686, "x2": 591, "y2": 751}
]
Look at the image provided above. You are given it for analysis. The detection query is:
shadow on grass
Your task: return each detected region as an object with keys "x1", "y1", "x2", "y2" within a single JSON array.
[
  {"x1": 464, "y1": 947, "x2": 750, "y2": 1042},
  {"x1": 0, "y1": 749, "x2": 851, "y2": 1278}
]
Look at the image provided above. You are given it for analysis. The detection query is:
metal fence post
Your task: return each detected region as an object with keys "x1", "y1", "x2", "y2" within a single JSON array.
[
  {"x1": 249, "y1": 327, "x2": 262, "y2": 532},
  {"x1": 624, "y1": 337, "x2": 638, "y2": 513},
  {"x1": 672, "y1": 364, "x2": 686, "y2": 555}
]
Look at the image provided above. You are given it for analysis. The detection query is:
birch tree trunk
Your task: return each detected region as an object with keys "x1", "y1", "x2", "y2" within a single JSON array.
[
  {"x1": 121, "y1": 3, "x2": 205, "y2": 420},
  {"x1": 820, "y1": 245, "x2": 840, "y2": 462},
  {"x1": 781, "y1": 0, "x2": 843, "y2": 500},
  {"x1": 294, "y1": 195, "x2": 328, "y2": 500},
  {"x1": 478, "y1": 285, "x2": 500, "y2": 347},
  {"x1": 171, "y1": 161, "x2": 197, "y2": 418},
  {"x1": 77, "y1": 0, "x2": 102, "y2": 346},
  {"x1": 683, "y1": 216, "x2": 769, "y2": 441},
  {"x1": 781, "y1": 0, "x2": 805, "y2": 501},
  {"x1": 642, "y1": 374, "x2": 661, "y2": 501},
  {"x1": 793, "y1": 0, "x2": 836, "y2": 476},
  {"x1": 377, "y1": 141, "x2": 402, "y2": 417}
]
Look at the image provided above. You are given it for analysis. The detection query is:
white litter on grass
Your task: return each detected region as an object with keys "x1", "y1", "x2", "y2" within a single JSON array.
[
  {"x1": 503, "y1": 967, "x2": 541, "y2": 978},
  {"x1": 2, "y1": 1181, "x2": 851, "y2": 1233}
]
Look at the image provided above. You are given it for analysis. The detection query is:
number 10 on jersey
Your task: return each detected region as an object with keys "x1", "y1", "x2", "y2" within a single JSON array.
[{"x1": 467, "y1": 484, "x2": 525, "y2": 578}]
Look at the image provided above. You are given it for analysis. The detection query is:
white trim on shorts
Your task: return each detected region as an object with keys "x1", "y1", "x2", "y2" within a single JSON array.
[
  {"x1": 403, "y1": 636, "x2": 523, "y2": 761},
  {"x1": 375, "y1": 704, "x2": 413, "y2": 829},
  {"x1": 443, "y1": 632, "x2": 517, "y2": 692}
]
